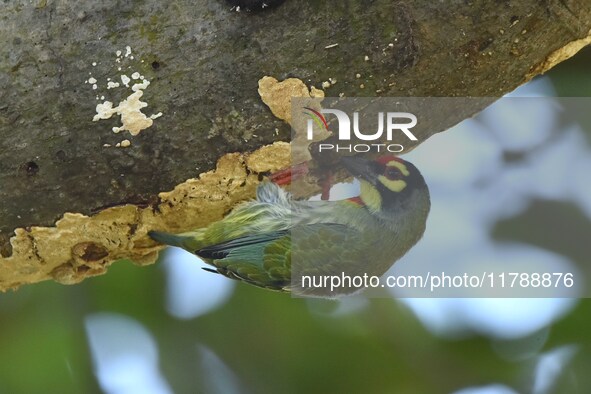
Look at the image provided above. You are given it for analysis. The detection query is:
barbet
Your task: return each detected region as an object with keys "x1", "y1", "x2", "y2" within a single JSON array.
[{"x1": 149, "y1": 155, "x2": 430, "y2": 297}]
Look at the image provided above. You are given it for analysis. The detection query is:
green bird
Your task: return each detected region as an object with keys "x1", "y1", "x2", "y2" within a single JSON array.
[{"x1": 149, "y1": 155, "x2": 430, "y2": 297}]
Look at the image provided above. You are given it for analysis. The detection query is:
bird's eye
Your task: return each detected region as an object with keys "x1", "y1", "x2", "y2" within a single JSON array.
[{"x1": 384, "y1": 167, "x2": 402, "y2": 180}]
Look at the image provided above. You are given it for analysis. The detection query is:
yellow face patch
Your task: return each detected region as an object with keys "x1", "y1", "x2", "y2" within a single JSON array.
[
  {"x1": 378, "y1": 176, "x2": 407, "y2": 192},
  {"x1": 386, "y1": 160, "x2": 410, "y2": 176},
  {"x1": 359, "y1": 180, "x2": 382, "y2": 212}
]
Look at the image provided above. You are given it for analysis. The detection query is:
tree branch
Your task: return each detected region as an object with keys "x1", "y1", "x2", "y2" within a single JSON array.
[{"x1": 1, "y1": 0, "x2": 590, "y2": 290}]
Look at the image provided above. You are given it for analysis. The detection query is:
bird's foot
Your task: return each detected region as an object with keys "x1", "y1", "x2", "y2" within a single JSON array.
[
  {"x1": 268, "y1": 162, "x2": 310, "y2": 186},
  {"x1": 269, "y1": 162, "x2": 335, "y2": 201},
  {"x1": 320, "y1": 171, "x2": 333, "y2": 201}
]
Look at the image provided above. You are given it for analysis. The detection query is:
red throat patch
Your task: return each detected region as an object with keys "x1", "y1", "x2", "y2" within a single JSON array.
[
  {"x1": 376, "y1": 155, "x2": 403, "y2": 165},
  {"x1": 347, "y1": 196, "x2": 365, "y2": 206}
]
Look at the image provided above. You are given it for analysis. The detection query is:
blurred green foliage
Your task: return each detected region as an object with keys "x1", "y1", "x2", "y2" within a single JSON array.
[{"x1": 1, "y1": 259, "x2": 590, "y2": 393}]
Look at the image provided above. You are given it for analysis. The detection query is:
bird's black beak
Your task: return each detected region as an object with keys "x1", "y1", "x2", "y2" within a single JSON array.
[{"x1": 340, "y1": 156, "x2": 379, "y2": 185}]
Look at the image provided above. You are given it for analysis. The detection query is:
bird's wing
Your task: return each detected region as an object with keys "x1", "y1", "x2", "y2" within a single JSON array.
[
  {"x1": 196, "y1": 230, "x2": 289, "y2": 259},
  {"x1": 195, "y1": 228, "x2": 293, "y2": 289},
  {"x1": 195, "y1": 223, "x2": 367, "y2": 291}
]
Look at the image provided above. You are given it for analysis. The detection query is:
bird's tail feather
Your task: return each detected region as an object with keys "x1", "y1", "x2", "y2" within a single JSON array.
[{"x1": 148, "y1": 230, "x2": 201, "y2": 251}]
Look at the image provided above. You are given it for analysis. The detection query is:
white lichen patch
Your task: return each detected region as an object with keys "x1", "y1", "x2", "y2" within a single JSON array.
[
  {"x1": 131, "y1": 80, "x2": 149, "y2": 92},
  {"x1": 93, "y1": 89, "x2": 159, "y2": 136},
  {"x1": 88, "y1": 46, "x2": 163, "y2": 138},
  {"x1": 121, "y1": 74, "x2": 131, "y2": 87}
]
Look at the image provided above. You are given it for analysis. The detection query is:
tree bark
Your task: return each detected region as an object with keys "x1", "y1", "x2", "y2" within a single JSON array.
[{"x1": 1, "y1": 0, "x2": 590, "y2": 290}]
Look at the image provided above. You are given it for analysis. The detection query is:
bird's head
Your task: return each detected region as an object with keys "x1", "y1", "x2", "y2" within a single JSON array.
[{"x1": 341, "y1": 155, "x2": 430, "y2": 218}]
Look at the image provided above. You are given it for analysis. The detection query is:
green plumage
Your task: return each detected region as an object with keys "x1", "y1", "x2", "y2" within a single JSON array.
[{"x1": 149, "y1": 156, "x2": 430, "y2": 298}]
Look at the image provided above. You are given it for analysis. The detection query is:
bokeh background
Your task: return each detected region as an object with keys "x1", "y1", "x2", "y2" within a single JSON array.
[{"x1": 0, "y1": 48, "x2": 590, "y2": 394}]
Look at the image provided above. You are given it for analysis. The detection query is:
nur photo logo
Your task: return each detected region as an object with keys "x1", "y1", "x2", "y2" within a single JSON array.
[{"x1": 303, "y1": 106, "x2": 418, "y2": 154}]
